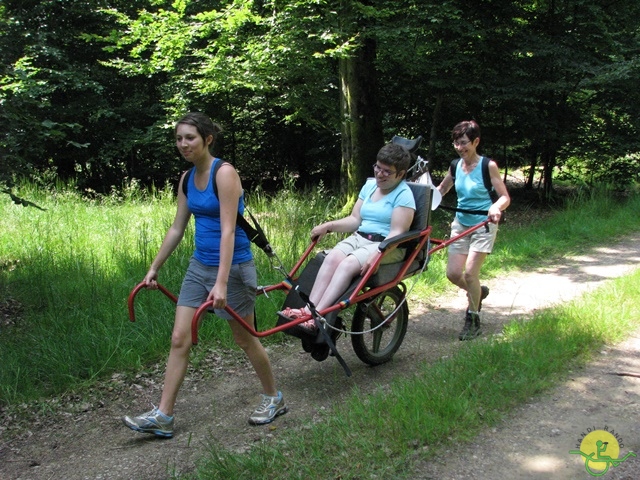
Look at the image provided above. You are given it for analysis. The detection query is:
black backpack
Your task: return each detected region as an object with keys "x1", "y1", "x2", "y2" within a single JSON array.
[
  {"x1": 182, "y1": 161, "x2": 274, "y2": 256},
  {"x1": 448, "y1": 156, "x2": 505, "y2": 223}
]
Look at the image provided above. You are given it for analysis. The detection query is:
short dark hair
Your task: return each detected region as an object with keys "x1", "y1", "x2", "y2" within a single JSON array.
[
  {"x1": 377, "y1": 143, "x2": 411, "y2": 174},
  {"x1": 175, "y1": 112, "x2": 223, "y2": 152},
  {"x1": 452, "y1": 120, "x2": 481, "y2": 143}
]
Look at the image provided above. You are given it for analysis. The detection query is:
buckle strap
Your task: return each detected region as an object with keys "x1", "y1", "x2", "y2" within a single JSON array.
[{"x1": 356, "y1": 231, "x2": 385, "y2": 242}]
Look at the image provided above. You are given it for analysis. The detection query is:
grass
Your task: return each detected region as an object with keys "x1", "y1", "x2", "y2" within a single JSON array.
[
  {"x1": 1, "y1": 179, "x2": 639, "y2": 476},
  {"x1": 189, "y1": 266, "x2": 640, "y2": 480},
  {"x1": 0, "y1": 181, "x2": 639, "y2": 419},
  {"x1": 0, "y1": 179, "x2": 343, "y2": 404}
]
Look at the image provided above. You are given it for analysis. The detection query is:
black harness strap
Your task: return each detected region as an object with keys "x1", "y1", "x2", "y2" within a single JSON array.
[
  {"x1": 356, "y1": 231, "x2": 386, "y2": 242},
  {"x1": 438, "y1": 205, "x2": 491, "y2": 216}
]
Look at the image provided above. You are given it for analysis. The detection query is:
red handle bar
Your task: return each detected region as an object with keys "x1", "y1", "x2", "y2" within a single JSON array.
[
  {"x1": 128, "y1": 281, "x2": 178, "y2": 322},
  {"x1": 427, "y1": 219, "x2": 492, "y2": 255}
]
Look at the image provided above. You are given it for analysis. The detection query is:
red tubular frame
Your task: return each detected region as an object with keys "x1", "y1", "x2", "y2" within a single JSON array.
[
  {"x1": 128, "y1": 282, "x2": 178, "y2": 321},
  {"x1": 127, "y1": 219, "x2": 492, "y2": 345},
  {"x1": 427, "y1": 219, "x2": 492, "y2": 254}
]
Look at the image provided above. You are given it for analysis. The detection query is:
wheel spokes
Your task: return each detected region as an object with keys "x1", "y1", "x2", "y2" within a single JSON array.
[{"x1": 368, "y1": 296, "x2": 397, "y2": 352}]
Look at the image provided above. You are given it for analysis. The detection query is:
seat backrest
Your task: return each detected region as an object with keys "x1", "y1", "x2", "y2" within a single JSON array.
[
  {"x1": 406, "y1": 181, "x2": 431, "y2": 231},
  {"x1": 366, "y1": 182, "x2": 432, "y2": 287}
]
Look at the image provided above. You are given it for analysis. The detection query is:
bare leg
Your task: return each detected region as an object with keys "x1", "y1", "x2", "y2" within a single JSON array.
[
  {"x1": 158, "y1": 305, "x2": 196, "y2": 416},
  {"x1": 308, "y1": 249, "x2": 347, "y2": 306},
  {"x1": 463, "y1": 251, "x2": 487, "y2": 311},
  {"x1": 227, "y1": 316, "x2": 277, "y2": 396},
  {"x1": 446, "y1": 252, "x2": 469, "y2": 290},
  {"x1": 446, "y1": 251, "x2": 487, "y2": 311},
  {"x1": 314, "y1": 255, "x2": 362, "y2": 311}
]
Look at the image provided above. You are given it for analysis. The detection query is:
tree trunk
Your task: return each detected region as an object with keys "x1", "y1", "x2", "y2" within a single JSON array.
[
  {"x1": 339, "y1": 37, "x2": 383, "y2": 197},
  {"x1": 525, "y1": 153, "x2": 537, "y2": 190},
  {"x1": 542, "y1": 151, "x2": 555, "y2": 199}
]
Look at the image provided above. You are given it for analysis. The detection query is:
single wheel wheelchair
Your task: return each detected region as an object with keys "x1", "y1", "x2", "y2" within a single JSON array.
[{"x1": 128, "y1": 136, "x2": 491, "y2": 376}]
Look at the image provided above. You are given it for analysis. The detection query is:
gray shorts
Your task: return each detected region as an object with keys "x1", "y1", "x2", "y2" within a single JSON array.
[
  {"x1": 177, "y1": 257, "x2": 257, "y2": 319},
  {"x1": 448, "y1": 218, "x2": 498, "y2": 255},
  {"x1": 333, "y1": 234, "x2": 405, "y2": 266}
]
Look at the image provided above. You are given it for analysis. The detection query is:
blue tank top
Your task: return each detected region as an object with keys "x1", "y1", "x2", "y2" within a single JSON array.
[
  {"x1": 187, "y1": 159, "x2": 253, "y2": 266},
  {"x1": 454, "y1": 157, "x2": 492, "y2": 227}
]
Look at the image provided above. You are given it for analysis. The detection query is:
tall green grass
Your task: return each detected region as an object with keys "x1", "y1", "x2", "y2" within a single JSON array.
[
  {"x1": 1, "y1": 182, "x2": 179, "y2": 403},
  {"x1": 0, "y1": 182, "x2": 639, "y2": 407},
  {"x1": 0, "y1": 179, "x2": 339, "y2": 404}
]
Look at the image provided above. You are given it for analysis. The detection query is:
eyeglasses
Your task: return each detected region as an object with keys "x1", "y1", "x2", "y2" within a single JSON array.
[
  {"x1": 452, "y1": 139, "x2": 471, "y2": 148},
  {"x1": 373, "y1": 163, "x2": 397, "y2": 177}
]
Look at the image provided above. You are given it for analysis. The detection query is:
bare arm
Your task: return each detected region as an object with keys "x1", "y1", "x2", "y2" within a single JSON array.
[
  {"x1": 143, "y1": 171, "x2": 192, "y2": 287},
  {"x1": 386, "y1": 206, "x2": 414, "y2": 239},
  {"x1": 311, "y1": 199, "x2": 364, "y2": 240},
  {"x1": 488, "y1": 161, "x2": 510, "y2": 223},
  {"x1": 437, "y1": 171, "x2": 454, "y2": 197}
]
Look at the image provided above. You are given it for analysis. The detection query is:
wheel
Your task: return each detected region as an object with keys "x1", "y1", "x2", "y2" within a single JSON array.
[{"x1": 351, "y1": 286, "x2": 409, "y2": 365}]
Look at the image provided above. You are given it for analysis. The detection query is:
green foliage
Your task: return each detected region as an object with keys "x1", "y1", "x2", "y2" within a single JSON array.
[
  {"x1": 558, "y1": 153, "x2": 640, "y2": 187},
  {"x1": 94, "y1": 0, "x2": 345, "y2": 186},
  {"x1": 1, "y1": 0, "x2": 639, "y2": 194},
  {"x1": 0, "y1": 0, "x2": 176, "y2": 191}
]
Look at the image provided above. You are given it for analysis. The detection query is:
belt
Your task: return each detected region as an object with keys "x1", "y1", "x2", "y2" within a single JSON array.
[{"x1": 356, "y1": 231, "x2": 386, "y2": 242}]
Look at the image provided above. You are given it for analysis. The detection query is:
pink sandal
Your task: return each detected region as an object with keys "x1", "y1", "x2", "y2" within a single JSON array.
[
  {"x1": 298, "y1": 318, "x2": 317, "y2": 332},
  {"x1": 279, "y1": 308, "x2": 317, "y2": 332},
  {"x1": 280, "y1": 307, "x2": 307, "y2": 319}
]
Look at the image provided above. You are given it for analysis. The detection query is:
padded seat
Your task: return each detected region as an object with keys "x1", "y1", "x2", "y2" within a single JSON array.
[{"x1": 366, "y1": 181, "x2": 432, "y2": 286}]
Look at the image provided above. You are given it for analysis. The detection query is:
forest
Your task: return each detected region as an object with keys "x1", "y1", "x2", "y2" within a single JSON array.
[
  {"x1": 1, "y1": 0, "x2": 639, "y2": 198},
  {"x1": 2, "y1": 4, "x2": 640, "y2": 477}
]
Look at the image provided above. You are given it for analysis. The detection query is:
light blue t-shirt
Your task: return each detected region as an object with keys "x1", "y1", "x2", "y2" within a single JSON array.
[
  {"x1": 187, "y1": 159, "x2": 253, "y2": 266},
  {"x1": 357, "y1": 178, "x2": 415, "y2": 236},
  {"x1": 454, "y1": 157, "x2": 492, "y2": 227}
]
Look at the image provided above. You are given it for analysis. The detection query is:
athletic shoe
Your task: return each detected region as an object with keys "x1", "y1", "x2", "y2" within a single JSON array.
[
  {"x1": 248, "y1": 391, "x2": 288, "y2": 425},
  {"x1": 122, "y1": 406, "x2": 174, "y2": 438},
  {"x1": 458, "y1": 312, "x2": 481, "y2": 341}
]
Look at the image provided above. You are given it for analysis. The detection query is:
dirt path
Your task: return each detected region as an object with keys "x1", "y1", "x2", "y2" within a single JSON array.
[
  {"x1": 413, "y1": 331, "x2": 640, "y2": 479},
  {"x1": 2, "y1": 234, "x2": 639, "y2": 480}
]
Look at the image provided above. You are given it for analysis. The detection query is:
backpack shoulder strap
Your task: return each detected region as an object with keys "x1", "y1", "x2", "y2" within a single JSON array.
[
  {"x1": 449, "y1": 158, "x2": 460, "y2": 180},
  {"x1": 481, "y1": 156, "x2": 493, "y2": 193},
  {"x1": 181, "y1": 167, "x2": 193, "y2": 197},
  {"x1": 211, "y1": 159, "x2": 225, "y2": 198},
  {"x1": 181, "y1": 160, "x2": 226, "y2": 198}
]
